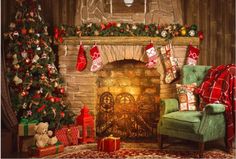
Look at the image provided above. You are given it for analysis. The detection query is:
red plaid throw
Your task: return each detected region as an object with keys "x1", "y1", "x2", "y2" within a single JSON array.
[{"x1": 195, "y1": 64, "x2": 236, "y2": 147}]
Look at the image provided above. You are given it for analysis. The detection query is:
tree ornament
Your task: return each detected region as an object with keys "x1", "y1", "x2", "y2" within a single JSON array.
[
  {"x1": 40, "y1": 74, "x2": 47, "y2": 80},
  {"x1": 12, "y1": 54, "x2": 18, "y2": 65},
  {"x1": 21, "y1": 90, "x2": 28, "y2": 97},
  {"x1": 51, "y1": 108, "x2": 56, "y2": 118},
  {"x1": 54, "y1": 82, "x2": 59, "y2": 87},
  {"x1": 41, "y1": 52, "x2": 48, "y2": 59},
  {"x1": 28, "y1": 28, "x2": 35, "y2": 34},
  {"x1": 37, "y1": 104, "x2": 46, "y2": 112},
  {"x1": 60, "y1": 112, "x2": 65, "y2": 118},
  {"x1": 161, "y1": 30, "x2": 168, "y2": 38},
  {"x1": 14, "y1": 64, "x2": 20, "y2": 70},
  {"x1": 188, "y1": 30, "x2": 196, "y2": 37},
  {"x1": 13, "y1": 31, "x2": 19, "y2": 37},
  {"x1": 50, "y1": 97, "x2": 55, "y2": 103},
  {"x1": 145, "y1": 43, "x2": 158, "y2": 68},
  {"x1": 90, "y1": 44, "x2": 103, "y2": 72},
  {"x1": 132, "y1": 24, "x2": 137, "y2": 30},
  {"x1": 22, "y1": 103, "x2": 27, "y2": 109},
  {"x1": 13, "y1": 75, "x2": 23, "y2": 85},
  {"x1": 36, "y1": 46, "x2": 41, "y2": 51},
  {"x1": 9, "y1": 22, "x2": 16, "y2": 29},
  {"x1": 25, "y1": 58, "x2": 31, "y2": 64},
  {"x1": 21, "y1": 50, "x2": 28, "y2": 58},
  {"x1": 186, "y1": 44, "x2": 200, "y2": 65},
  {"x1": 76, "y1": 43, "x2": 87, "y2": 71},
  {"x1": 29, "y1": 11, "x2": 34, "y2": 17},
  {"x1": 27, "y1": 110, "x2": 32, "y2": 116},
  {"x1": 59, "y1": 88, "x2": 65, "y2": 94},
  {"x1": 32, "y1": 54, "x2": 40, "y2": 63},
  {"x1": 21, "y1": 28, "x2": 27, "y2": 35}
]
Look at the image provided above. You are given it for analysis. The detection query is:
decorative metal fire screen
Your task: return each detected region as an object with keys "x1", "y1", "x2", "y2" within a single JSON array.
[{"x1": 96, "y1": 91, "x2": 159, "y2": 139}]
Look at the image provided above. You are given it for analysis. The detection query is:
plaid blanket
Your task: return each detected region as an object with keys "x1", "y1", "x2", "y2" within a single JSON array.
[{"x1": 195, "y1": 64, "x2": 236, "y2": 147}]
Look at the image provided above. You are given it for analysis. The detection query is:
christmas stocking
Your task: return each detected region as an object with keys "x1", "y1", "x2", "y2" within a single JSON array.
[
  {"x1": 76, "y1": 44, "x2": 87, "y2": 71},
  {"x1": 160, "y1": 43, "x2": 179, "y2": 83},
  {"x1": 145, "y1": 43, "x2": 158, "y2": 68},
  {"x1": 186, "y1": 44, "x2": 200, "y2": 65},
  {"x1": 90, "y1": 45, "x2": 103, "y2": 72}
]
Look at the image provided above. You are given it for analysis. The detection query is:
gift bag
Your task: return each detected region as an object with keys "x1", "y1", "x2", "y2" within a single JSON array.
[{"x1": 55, "y1": 125, "x2": 78, "y2": 146}]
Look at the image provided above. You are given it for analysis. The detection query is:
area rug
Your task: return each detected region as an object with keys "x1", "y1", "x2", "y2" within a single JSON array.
[{"x1": 48, "y1": 143, "x2": 234, "y2": 159}]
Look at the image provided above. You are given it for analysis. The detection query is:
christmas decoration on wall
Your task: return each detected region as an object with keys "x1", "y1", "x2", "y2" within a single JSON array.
[
  {"x1": 145, "y1": 42, "x2": 158, "y2": 68},
  {"x1": 4, "y1": 0, "x2": 75, "y2": 129},
  {"x1": 76, "y1": 42, "x2": 87, "y2": 71},
  {"x1": 186, "y1": 44, "x2": 200, "y2": 65},
  {"x1": 54, "y1": 23, "x2": 202, "y2": 43},
  {"x1": 160, "y1": 43, "x2": 179, "y2": 83},
  {"x1": 90, "y1": 44, "x2": 103, "y2": 72}
]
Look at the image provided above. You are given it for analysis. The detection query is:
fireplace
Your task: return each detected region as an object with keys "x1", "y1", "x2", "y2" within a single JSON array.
[
  {"x1": 58, "y1": 36, "x2": 199, "y2": 139},
  {"x1": 96, "y1": 60, "x2": 160, "y2": 138}
]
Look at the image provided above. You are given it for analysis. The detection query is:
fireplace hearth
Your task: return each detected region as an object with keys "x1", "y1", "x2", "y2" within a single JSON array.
[{"x1": 96, "y1": 60, "x2": 160, "y2": 138}]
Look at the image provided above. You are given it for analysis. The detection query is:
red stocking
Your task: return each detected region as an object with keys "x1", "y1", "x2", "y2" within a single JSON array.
[
  {"x1": 186, "y1": 45, "x2": 200, "y2": 65},
  {"x1": 90, "y1": 45, "x2": 103, "y2": 72},
  {"x1": 76, "y1": 44, "x2": 87, "y2": 71}
]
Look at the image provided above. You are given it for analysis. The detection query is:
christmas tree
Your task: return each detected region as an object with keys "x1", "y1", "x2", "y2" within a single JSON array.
[{"x1": 4, "y1": 0, "x2": 74, "y2": 129}]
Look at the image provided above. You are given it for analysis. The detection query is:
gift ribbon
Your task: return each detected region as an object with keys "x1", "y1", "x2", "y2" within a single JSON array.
[
  {"x1": 55, "y1": 142, "x2": 60, "y2": 154},
  {"x1": 20, "y1": 118, "x2": 38, "y2": 136}
]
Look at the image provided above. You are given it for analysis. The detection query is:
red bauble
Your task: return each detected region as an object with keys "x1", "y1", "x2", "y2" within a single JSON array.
[
  {"x1": 21, "y1": 90, "x2": 28, "y2": 97},
  {"x1": 54, "y1": 97, "x2": 61, "y2": 102},
  {"x1": 60, "y1": 112, "x2": 65, "y2": 118},
  {"x1": 21, "y1": 28, "x2": 27, "y2": 35},
  {"x1": 25, "y1": 58, "x2": 31, "y2": 64},
  {"x1": 60, "y1": 88, "x2": 65, "y2": 94},
  {"x1": 50, "y1": 97, "x2": 55, "y2": 103}
]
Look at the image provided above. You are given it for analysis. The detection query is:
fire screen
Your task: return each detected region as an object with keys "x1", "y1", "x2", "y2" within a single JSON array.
[{"x1": 96, "y1": 91, "x2": 159, "y2": 139}]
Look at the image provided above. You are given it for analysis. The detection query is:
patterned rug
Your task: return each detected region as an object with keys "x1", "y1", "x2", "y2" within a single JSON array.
[{"x1": 48, "y1": 142, "x2": 234, "y2": 159}]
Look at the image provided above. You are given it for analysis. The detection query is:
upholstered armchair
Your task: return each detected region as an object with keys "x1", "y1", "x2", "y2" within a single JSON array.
[{"x1": 157, "y1": 65, "x2": 227, "y2": 157}]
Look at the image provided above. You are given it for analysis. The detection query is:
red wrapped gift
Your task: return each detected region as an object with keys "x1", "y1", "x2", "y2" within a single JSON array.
[
  {"x1": 55, "y1": 125, "x2": 79, "y2": 146},
  {"x1": 29, "y1": 143, "x2": 64, "y2": 157},
  {"x1": 97, "y1": 135, "x2": 120, "y2": 153}
]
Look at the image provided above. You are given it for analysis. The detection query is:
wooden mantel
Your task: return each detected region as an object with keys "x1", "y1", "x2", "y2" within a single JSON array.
[{"x1": 61, "y1": 36, "x2": 199, "y2": 46}]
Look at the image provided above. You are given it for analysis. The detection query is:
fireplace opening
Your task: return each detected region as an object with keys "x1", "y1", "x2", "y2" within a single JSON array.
[{"x1": 96, "y1": 60, "x2": 160, "y2": 139}]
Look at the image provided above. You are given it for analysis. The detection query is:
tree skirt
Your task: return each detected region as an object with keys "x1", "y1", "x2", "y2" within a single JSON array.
[{"x1": 48, "y1": 143, "x2": 234, "y2": 159}]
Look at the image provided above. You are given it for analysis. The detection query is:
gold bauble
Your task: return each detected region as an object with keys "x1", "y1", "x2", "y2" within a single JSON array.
[{"x1": 181, "y1": 29, "x2": 187, "y2": 36}]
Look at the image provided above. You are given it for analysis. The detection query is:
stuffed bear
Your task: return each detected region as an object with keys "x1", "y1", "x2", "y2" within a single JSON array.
[{"x1": 34, "y1": 122, "x2": 58, "y2": 148}]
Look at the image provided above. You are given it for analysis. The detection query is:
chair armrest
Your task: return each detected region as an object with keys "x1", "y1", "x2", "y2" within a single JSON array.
[
  {"x1": 160, "y1": 99, "x2": 179, "y2": 117},
  {"x1": 205, "y1": 103, "x2": 225, "y2": 114}
]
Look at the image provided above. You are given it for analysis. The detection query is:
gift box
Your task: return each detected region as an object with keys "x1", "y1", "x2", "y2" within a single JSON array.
[
  {"x1": 18, "y1": 119, "x2": 38, "y2": 136},
  {"x1": 19, "y1": 136, "x2": 35, "y2": 152},
  {"x1": 29, "y1": 143, "x2": 64, "y2": 158},
  {"x1": 55, "y1": 125, "x2": 79, "y2": 146},
  {"x1": 97, "y1": 135, "x2": 120, "y2": 153}
]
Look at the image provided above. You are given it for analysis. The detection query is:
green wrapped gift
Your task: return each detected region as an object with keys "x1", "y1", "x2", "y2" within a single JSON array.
[{"x1": 18, "y1": 118, "x2": 38, "y2": 136}]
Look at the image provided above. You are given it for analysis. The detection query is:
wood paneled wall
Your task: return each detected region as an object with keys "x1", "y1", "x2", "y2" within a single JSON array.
[
  {"x1": 2, "y1": 0, "x2": 235, "y2": 65},
  {"x1": 182, "y1": 0, "x2": 235, "y2": 65}
]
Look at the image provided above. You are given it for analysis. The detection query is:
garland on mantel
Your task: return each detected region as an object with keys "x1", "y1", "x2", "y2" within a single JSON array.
[{"x1": 54, "y1": 22, "x2": 204, "y2": 43}]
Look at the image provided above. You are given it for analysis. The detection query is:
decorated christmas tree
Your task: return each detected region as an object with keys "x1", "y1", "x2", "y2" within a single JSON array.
[{"x1": 4, "y1": 0, "x2": 74, "y2": 129}]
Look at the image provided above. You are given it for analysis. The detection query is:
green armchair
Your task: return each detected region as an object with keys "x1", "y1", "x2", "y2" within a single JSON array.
[{"x1": 157, "y1": 65, "x2": 227, "y2": 157}]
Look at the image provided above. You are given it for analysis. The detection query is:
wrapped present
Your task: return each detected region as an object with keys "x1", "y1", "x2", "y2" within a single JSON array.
[
  {"x1": 20, "y1": 136, "x2": 36, "y2": 152},
  {"x1": 29, "y1": 142, "x2": 64, "y2": 157},
  {"x1": 18, "y1": 118, "x2": 38, "y2": 136},
  {"x1": 97, "y1": 135, "x2": 120, "y2": 153},
  {"x1": 55, "y1": 125, "x2": 79, "y2": 146}
]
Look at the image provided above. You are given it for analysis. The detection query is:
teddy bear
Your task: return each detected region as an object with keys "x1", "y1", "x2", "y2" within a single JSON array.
[{"x1": 34, "y1": 122, "x2": 58, "y2": 148}]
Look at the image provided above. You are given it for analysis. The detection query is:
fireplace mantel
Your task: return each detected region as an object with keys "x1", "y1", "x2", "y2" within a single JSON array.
[{"x1": 60, "y1": 36, "x2": 199, "y2": 46}]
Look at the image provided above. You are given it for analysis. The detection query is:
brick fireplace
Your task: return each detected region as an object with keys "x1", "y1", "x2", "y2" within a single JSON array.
[{"x1": 58, "y1": 37, "x2": 199, "y2": 138}]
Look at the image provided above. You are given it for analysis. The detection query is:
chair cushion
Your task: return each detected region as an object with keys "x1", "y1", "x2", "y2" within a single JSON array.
[{"x1": 161, "y1": 111, "x2": 202, "y2": 133}]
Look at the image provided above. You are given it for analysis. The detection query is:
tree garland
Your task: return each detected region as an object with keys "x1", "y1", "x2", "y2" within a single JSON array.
[{"x1": 54, "y1": 22, "x2": 204, "y2": 43}]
